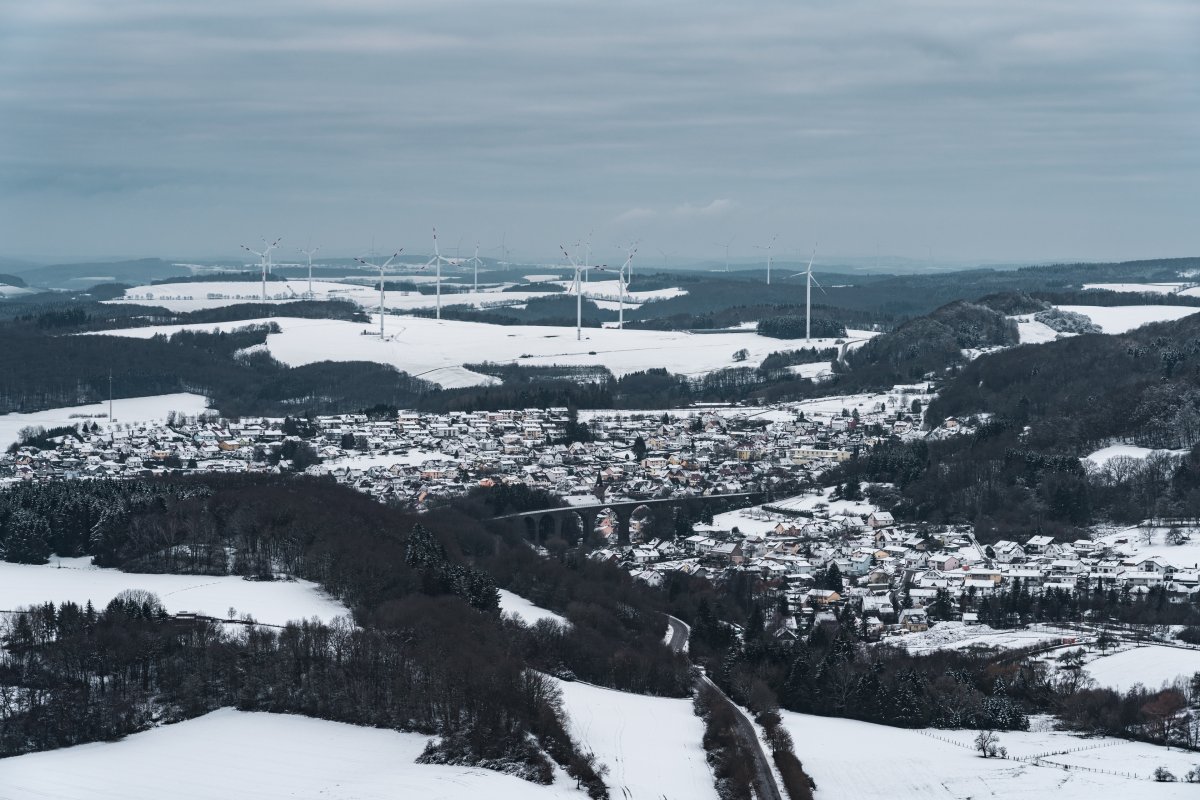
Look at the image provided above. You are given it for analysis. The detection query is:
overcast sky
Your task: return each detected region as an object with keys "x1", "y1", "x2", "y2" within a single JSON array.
[{"x1": 0, "y1": 0, "x2": 1196, "y2": 265}]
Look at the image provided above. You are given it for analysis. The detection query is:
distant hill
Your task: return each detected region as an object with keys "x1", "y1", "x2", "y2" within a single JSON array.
[
  {"x1": 15, "y1": 258, "x2": 183, "y2": 289},
  {"x1": 0, "y1": 273, "x2": 27, "y2": 288}
]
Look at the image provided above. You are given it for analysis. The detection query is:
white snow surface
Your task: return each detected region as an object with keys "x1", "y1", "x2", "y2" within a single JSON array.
[
  {"x1": 556, "y1": 679, "x2": 717, "y2": 800},
  {"x1": 1083, "y1": 283, "x2": 1186, "y2": 294},
  {"x1": 1056, "y1": 304, "x2": 1200, "y2": 334},
  {"x1": 497, "y1": 589, "x2": 569, "y2": 627},
  {"x1": 0, "y1": 708, "x2": 581, "y2": 800},
  {"x1": 1084, "y1": 646, "x2": 1200, "y2": 693},
  {"x1": 1010, "y1": 314, "x2": 1064, "y2": 344},
  {"x1": 787, "y1": 362, "x2": 834, "y2": 380},
  {"x1": 897, "y1": 622, "x2": 1083, "y2": 654},
  {"x1": 0, "y1": 392, "x2": 210, "y2": 450},
  {"x1": 321, "y1": 450, "x2": 458, "y2": 470},
  {"x1": 713, "y1": 488, "x2": 878, "y2": 535},
  {"x1": 111, "y1": 279, "x2": 382, "y2": 311},
  {"x1": 1090, "y1": 523, "x2": 1200, "y2": 569},
  {"x1": 0, "y1": 557, "x2": 347, "y2": 626},
  {"x1": 784, "y1": 710, "x2": 1198, "y2": 797},
  {"x1": 92, "y1": 317, "x2": 879, "y2": 390},
  {"x1": 1083, "y1": 444, "x2": 1183, "y2": 466}
]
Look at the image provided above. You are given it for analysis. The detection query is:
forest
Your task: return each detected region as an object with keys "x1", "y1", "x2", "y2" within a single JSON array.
[{"x1": 0, "y1": 474, "x2": 695, "y2": 793}]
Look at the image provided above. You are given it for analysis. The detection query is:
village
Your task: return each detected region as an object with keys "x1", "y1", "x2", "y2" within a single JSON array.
[{"x1": 4, "y1": 385, "x2": 1198, "y2": 645}]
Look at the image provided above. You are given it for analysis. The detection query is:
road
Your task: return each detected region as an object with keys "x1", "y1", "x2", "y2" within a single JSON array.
[{"x1": 666, "y1": 616, "x2": 784, "y2": 800}]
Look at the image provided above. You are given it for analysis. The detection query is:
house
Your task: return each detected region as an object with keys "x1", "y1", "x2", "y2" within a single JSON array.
[
  {"x1": 991, "y1": 540, "x2": 1025, "y2": 564},
  {"x1": 804, "y1": 588, "x2": 841, "y2": 606},
  {"x1": 1025, "y1": 535, "x2": 1054, "y2": 554},
  {"x1": 868, "y1": 511, "x2": 895, "y2": 529},
  {"x1": 898, "y1": 607, "x2": 929, "y2": 632}
]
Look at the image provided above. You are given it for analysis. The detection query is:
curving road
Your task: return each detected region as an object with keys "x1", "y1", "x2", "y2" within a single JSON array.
[{"x1": 666, "y1": 616, "x2": 784, "y2": 800}]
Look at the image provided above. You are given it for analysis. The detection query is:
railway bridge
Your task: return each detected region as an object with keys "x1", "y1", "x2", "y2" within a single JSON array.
[{"x1": 493, "y1": 491, "x2": 761, "y2": 546}]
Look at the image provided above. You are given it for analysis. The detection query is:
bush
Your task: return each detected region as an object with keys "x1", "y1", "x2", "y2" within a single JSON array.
[
  {"x1": 1176, "y1": 626, "x2": 1200, "y2": 644},
  {"x1": 1033, "y1": 307, "x2": 1103, "y2": 334}
]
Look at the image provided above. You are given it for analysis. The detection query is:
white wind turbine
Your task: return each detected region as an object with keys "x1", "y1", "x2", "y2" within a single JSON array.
[
  {"x1": 355, "y1": 249, "x2": 402, "y2": 338},
  {"x1": 754, "y1": 234, "x2": 778, "y2": 285},
  {"x1": 240, "y1": 237, "x2": 281, "y2": 301},
  {"x1": 491, "y1": 232, "x2": 511, "y2": 264},
  {"x1": 466, "y1": 242, "x2": 484, "y2": 293},
  {"x1": 789, "y1": 244, "x2": 823, "y2": 342},
  {"x1": 572, "y1": 231, "x2": 594, "y2": 286},
  {"x1": 560, "y1": 244, "x2": 606, "y2": 341},
  {"x1": 616, "y1": 243, "x2": 637, "y2": 329},
  {"x1": 424, "y1": 228, "x2": 454, "y2": 320},
  {"x1": 298, "y1": 244, "x2": 320, "y2": 298}
]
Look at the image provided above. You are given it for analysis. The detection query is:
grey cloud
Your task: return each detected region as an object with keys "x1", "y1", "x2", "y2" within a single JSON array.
[{"x1": 0, "y1": 0, "x2": 1196, "y2": 262}]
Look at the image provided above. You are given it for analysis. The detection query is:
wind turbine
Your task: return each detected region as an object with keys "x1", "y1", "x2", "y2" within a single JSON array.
[
  {"x1": 466, "y1": 242, "x2": 484, "y2": 293},
  {"x1": 713, "y1": 236, "x2": 735, "y2": 272},
  {"x1": 754, "y1": 234, "x2": 778, "y2": 285},
  {"x1": 572, "y1": 231, "x2": 594, "y2": 285},
  {"x1": 616, "y1": 244, "x2": 637, "y2": 329},
  {"x1": 560, "y1": 245, "x2": 606, "y2": 341},
  {"x1": 355, "y1": 249, "x2": 402, "y2": 338},
  {"x1": 240, "y1": 237, "x2": 281, "y2": 301},
  {"x1": 789, "y1": 244, "x2": 823, "y2": 342},
  {"x1": 491, "y1": 232, "x2": 511, "y2": 264},
  {"x1": 424, "y1": 227, "x2": 455, "y2": 320},
  {"x1": 298, "y1": 244, "x2": 320, "y2": 298}
]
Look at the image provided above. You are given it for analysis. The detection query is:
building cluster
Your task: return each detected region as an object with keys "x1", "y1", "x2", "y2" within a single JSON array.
[
  {"x1": 1, "y1": 391, "x2": 931, "y2": 510},
  {"x1": 613, "y1": 499, "x2": 1200, "y2": 640}
]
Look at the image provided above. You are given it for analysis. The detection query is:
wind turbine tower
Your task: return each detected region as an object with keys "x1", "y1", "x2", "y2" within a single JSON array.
[
  {"x1": 299, "y1": 245, "x2": 320, "y2": 298},
  {"x1": 617, "y1": 244, "x2": 637, "y2": 329},
  {"x1": 424, "y1": 228, "x2": 454, "y2": 320},
  {"x1": 560, "y1": 245, "x2": 606, "y2": 341},
  {"x1": 355, "y1": 250, "x2": 402, "y2": 338},
  {"x1": 466, "y1": 242, "x2": 484, "y2": 293},
  {"x1": 804, "y1": 245, "x2": 820, "y2": 341},
  {"x1": 241, "y1": 237, "x2": 280, "y2": 301},
  {"x1": 789, "y1": 245, "x2": 824, "y2": 342},
  {"x1": 754, "y1": 234, "x2": 778, "y2": 286}
]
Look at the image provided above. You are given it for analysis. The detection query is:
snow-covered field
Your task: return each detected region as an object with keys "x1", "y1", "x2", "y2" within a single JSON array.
[
  {"x1": 557, "y1": 679, "x2": 717, "y2": 800},
  {"x1": 787, "y1": 362, "x2": 834, "y2": 380},
  {"x1": 317, "y1": 450, "x2": 458, "y2": 471},
  {"x1": 109, "y1": 277, "x2": 686, "y2": 314},
  {"x1": 118, "y1": 315, "x2": 858, "y2": 389},
  {"x1": 497, "y1": 589, "x2": 569, "y2": 627},
  {"x1": 1083, "y1": 444, "x2": 1186, "y2": 467},
  {"x1": 0, "y1": 709, "x2": 581, "y2": 800},
  {"x1": 713, "y1": 487, "x2": 879, "y2": 535},
  {"x1": 1083, "y1": 283, "x2": 1187, "y2": 294},
  {"x1": 1011, "y1": 305, "x2": 1200, "y2": 342},
  {"x1": 1056, "y1": 305, "x2": 1200, "y2": 334},
  {"x1": 113, "y1": 279, "x2": 381, "y2": 311},
  {"x1": 1084, "y1": 646, "x2": 1200, "y2": 693},
  {"x1": 0, "y1": 557, "x2": 348, "y2": 626},
  {"x1": 0, "y1": 392, "x2": 210, "y2": 450},
  {"x1": 1091, "y1": 524, "x2": 1200, "y2": 569},
  {"x1": 1010, "y1": 314, "x2": 1064, "y2": 344},
  {"x1": 784, "y1": 711, "x2": 1197, "y2": 798},
  {"x1": 897, "y1": 622, "x2": 1083, "y2": 654}
]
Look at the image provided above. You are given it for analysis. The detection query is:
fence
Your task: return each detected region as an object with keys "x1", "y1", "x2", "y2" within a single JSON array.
[{"x1": 916, "y1": 729, "x2": 1146, "y2": 780}]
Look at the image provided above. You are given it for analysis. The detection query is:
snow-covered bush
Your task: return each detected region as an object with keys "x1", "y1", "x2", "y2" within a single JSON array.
[{"x1": 1033, "y1": 308, "x2": 1102, "y2": 334}]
